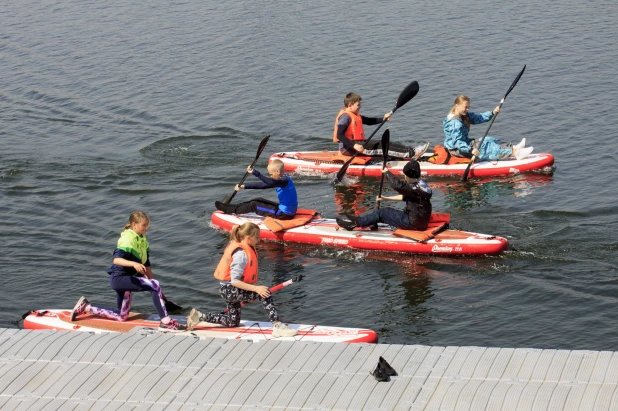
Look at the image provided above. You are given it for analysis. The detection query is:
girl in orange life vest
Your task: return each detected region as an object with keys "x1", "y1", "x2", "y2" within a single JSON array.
[
  {"x1": 186, "y1": 222, "x2": 297, "y2": 338},
  {"x1": 334, "y1": 92, "x2": 430, "y2": 160}
]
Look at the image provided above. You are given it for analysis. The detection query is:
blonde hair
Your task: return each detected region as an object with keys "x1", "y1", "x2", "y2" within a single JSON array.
[
  {"x1": 123, "y1": 211, "x2": 149, "y2": 230},
  {"x1": 230, "y1": 222, "x2": 260, "y2": 243},
  {"x1": 267, "y1": 159, "x2": 284, "y2": 174},
  {"x1": 344, "y1": 92, "x2": 362, "y2": 107},
  {"x1": 448, "y1": 95, "x2": 471, "y2": 130}
]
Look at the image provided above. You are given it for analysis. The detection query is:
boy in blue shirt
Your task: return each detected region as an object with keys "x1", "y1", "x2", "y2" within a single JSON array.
[{"x1": 215, "y1": 159, "x2": 298, "y2": 220}]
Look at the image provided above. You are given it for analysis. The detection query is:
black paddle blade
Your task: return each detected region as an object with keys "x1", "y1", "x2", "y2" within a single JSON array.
[
  {"x1": 393, "y1": 81, "x2": 419, "y2": 113},
  {"x1": 376, "y1": 129, "x2": 390, "y2": 210},
  {"x1": 381, "y1": 129, "x2": 390, "y2": 160},
  {"x1": 254, "y1": 134, "x2": 271, "y2": 160},
  {"x1": 504, "y1": 65, "x2": 526, "y2": 100},
  {"x1": 221, "y1": 134, "x2": 271, "y2": 204},
  {"x1": 163, "y1": 296, "x2": 182, "y2": 312}
]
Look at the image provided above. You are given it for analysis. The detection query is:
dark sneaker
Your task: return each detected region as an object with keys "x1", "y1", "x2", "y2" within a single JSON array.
[
  {"x1": 272, "y1": 322, "x2": 298, "y2": 338},
  {"x1": 370, "y1": 362, "x2": 389, "y2": 382},
  {"x1": 412, "y1": 142, "x2": 430, "y2": 160},
  {"x1": 71, "y1": 296, "x2": 89, "y2": 321},
  {"x1": 379, "y1": 356, "x2": 397, "y2": 376},
  {"x1": 215, "y1": 201, "x2": 238, "y2": 214},
  {"x1": 186, "y1": 308, "x2": 204, "y2": 331},
  {"x1": 158, "y1": 318, "x2": 186, "y2": 332},
  {"x1": 336, "y1": 215, "x2": 358, "y2": 231},
  {"x1": 369, "y1": 224, "x2": 379, "y2": 231}
]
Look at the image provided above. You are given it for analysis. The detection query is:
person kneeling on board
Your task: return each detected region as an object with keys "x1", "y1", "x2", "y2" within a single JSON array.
[
  {"x1": 71, "y1": 211, "x2": 185, "y2": 332},
  {"x1": 336, "y1": 160, "x2": 432, "y2": 231},
  {"x1": 186, "y1": 222, "x2": 297, "y2": 338},
  {"x1": 215, "y1": 159, "x2": 297, "y2": 220}
]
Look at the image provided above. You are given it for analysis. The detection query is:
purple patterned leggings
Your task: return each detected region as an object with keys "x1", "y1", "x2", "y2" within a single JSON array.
[
  {"x1": 89, "y1": 275, "x2": 168, "y2": 321},
  {"x1": 202, "y1": 283, "x2": 279, "y2": 327}
]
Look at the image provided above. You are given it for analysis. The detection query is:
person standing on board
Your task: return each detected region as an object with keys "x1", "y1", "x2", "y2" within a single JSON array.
[
  {"x1": 336, "y1": 160, "x2": 432, "y2": 231},
  {"x1": 215, "y1": 159, "x2": 298, "y2": 220},
  {"x1": 71, "y1": 211, "x2": 185, "y2": 331},
  {"x1": 186, "y1": 222, "x2": 297, "y2": 338},
  {"x1": 334, "y1": 92, "x2": 430, "y2": 159},
  {"x1": 443, "y1": 95, "x2": 533, "y2": 161}
]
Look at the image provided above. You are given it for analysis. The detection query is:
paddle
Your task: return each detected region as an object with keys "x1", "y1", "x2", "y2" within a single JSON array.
[
  {"x1": 376, "y1": 129, "x2": 390, "y2": 210},
  {"x1": 461, "y1": 65, "x2": 526, "y2": 182},
  {"x1": 162, "y1": 293, "x2": 182, "y2": 312},
  {"x1": 333, "y1": 81, "x2": 420, "y2": 183},
  {"x1": 222, "y1": 275, "x2": 303, "y2": 313},
  {"x1": 222, "y1": 135, "x2": 271, "y2": 204}
]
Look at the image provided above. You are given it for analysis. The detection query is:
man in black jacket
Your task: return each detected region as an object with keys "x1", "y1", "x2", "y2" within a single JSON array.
[{"x1": 336, "y1": 160, "x2": 432, "y2": 231}]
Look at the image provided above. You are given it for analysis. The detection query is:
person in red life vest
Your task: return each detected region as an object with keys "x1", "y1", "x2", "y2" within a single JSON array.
[
  {"x1": 336, "y1": 160, "x2": 432, "y2": 231},
  {"x1": 215, "y1": 159, "x2": 297, "y2": 220},
  {"x1": 334, "y1": 92, "x2": 430, "y2": 159},
  {"x1": 186, "y1": 222, "x2": 297, "y2": 338},
  {"x1": 71, "y1": 211, "x2": 185, "y2": 332}
]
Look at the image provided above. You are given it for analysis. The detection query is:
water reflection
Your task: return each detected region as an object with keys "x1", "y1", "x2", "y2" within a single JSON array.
[
  {"x1": 438, "y1": 174, "x2": 554, "y2": 210},
  {"x1": 333, "y1": 173, "x2": 554, "y2": 212}
]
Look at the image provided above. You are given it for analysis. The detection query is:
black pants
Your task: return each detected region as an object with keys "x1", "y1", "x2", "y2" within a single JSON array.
[
  {"x1": 235, "y1": 197, "x2": 295, "y2": 220},
  {"x1": 340, "y1": 140, "x2": 414, "y2": 159},
  {"x1": 202, "y1": 283, "x2": 279, "y2": 327}
]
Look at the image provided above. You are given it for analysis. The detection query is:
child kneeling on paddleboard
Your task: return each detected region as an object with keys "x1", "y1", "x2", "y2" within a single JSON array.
[
  {"x1": 186, "y1": 222, "x2": 297, "y2": 338},
  {"x1": 336, "y1": 160, "x2": 432, "y2": 231},
  {"x1": 71, "y1": 211, "x2": 185, "y2": 332},
  {"x1": 215, "y1": 159, "x2": 298, "y2": 220},
  {"x1": 334, "y1": 92, "x2": 429, "y2": 159},
  {"x1": 443, "y1": 95, "x2": 533, "y2": 161}
]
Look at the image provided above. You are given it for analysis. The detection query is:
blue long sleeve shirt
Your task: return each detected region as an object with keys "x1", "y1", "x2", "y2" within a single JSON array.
[{"x1": 443, "y1": 111, "x2": 494, "y2": 154}]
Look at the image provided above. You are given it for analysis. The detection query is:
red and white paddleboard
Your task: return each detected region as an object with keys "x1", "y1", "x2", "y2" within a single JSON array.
[
  {"x1": 211, "y1": 211, "x2": 509, "y2": 256},
  {"x1": 269, "y1": 151, "x2": 555, "y2": 179},
  {"x1": 22, "y1": 309, "x2": 378, "y2": 344}
]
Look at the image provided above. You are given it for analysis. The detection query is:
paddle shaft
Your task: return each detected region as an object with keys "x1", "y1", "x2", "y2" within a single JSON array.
[
  {"x1": 223, "y1": 135, "x2": 271, "y2": 204},
  {"x1": 222, "y1": 276, "x2": 302, "y2": 313},
  {"x1": 334, "y1": 81, "x2": 419, "y2": 183},
  {"x1": 461, "y1": 66, "x2": 526, "y2": 182}
]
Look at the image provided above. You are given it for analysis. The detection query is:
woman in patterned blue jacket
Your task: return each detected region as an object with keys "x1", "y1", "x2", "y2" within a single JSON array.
[{"x1": 443, "y1": 95, "x2": 533, "y2": 161}]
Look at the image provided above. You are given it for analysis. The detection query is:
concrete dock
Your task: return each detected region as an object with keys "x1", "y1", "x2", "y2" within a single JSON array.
[{"x1": 1, "y1": 327, "x2": 617, "y2": 410}]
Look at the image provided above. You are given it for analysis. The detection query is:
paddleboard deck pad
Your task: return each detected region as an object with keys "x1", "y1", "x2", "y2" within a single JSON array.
[
  {"x1": 22, "y1": 309, "x2": 378, "y2": 343},
  {"x1": 269, "y1": 151, "x2": 554, "y2": 179},
  {"x1": 211, "y1": 211, "x2": 508, "y2": 255}
]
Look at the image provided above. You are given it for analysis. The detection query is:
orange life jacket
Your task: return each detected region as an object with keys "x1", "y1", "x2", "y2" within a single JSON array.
[
  {"x1": 213, "y1": 241, "x2": 258, "y2": 284},
  {"x1": 333, "y1": 109, "x2": 365, "y2": 142},
  {"x1": 427, "y1": 145, "x2": 471, "y2": 165}
]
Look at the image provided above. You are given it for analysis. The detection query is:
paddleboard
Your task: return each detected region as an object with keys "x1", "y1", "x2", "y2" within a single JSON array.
[
  {"x1": 210, "y1": 211, "x2": 509, "y2": 255},
  {"x1": 269, "y1": 151, "x2": 554, "y2": 179},
  {"x1": 22, "y1": 309, "x2": 378, "y2": 344}
]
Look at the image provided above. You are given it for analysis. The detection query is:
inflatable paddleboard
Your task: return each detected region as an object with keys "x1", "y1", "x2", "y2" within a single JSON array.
[
  {"x1": 22, "y1": 309, "x2": 378, "y2": 344},
  {"x1": 210, "y1": 211, "x2": 508, "y2": 256},
  {"x1": 269, "y1": 151, "x2": 554, "y2": 179}
]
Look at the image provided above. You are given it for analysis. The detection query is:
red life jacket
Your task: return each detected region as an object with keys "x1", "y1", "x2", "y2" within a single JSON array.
[
  {"x1": 213, "y1": 241, "x2": 258, "y2": 284},
  {"x1": 333, "y1": 109, "x2": 365, "y2": 142}
]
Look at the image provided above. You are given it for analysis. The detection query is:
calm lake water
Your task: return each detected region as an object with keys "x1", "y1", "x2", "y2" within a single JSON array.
[{"x1": 1, "y1": 0, "x2": 617, "y2": 350}]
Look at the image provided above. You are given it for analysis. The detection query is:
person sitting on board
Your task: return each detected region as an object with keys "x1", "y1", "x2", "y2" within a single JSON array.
[
  {"x1": 444, "y1": 95, "x2": 534, "y2": 161},
  {"x1": 215, "y1": 159, "x2": 297, "y2": 220},
  {"x1": 334, "y1": 92, "x2": 430, "y2": 160},
  {"x1": 71, "y1": 211, "x2": 186, "y2": 331},
  {"x1": 186, "y1": 222, "x2": 297, "y2": 337},
  {"x1": 336, "y1": 160, "x2": 432, "y2": 231}
]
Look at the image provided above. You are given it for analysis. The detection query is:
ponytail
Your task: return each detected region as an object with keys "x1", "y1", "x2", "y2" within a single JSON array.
[{"x1": 230, "y1": 222, "x2": 260, "y2": 243}]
